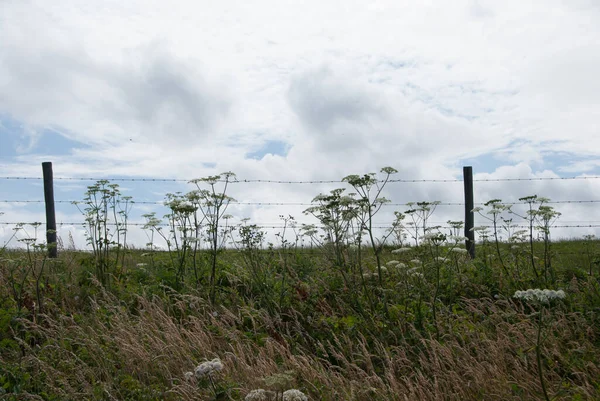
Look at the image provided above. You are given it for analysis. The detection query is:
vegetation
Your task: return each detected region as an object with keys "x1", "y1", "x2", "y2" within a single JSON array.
[{"x1": 1, "y1": 170, "x2": 599, "y2": 400}]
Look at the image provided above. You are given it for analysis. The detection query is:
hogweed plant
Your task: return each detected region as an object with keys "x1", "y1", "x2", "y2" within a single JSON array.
[
  {"x1": 404, "y1": 201, "x2": 441, "y2": 247},
  {"x1": 73, "y1": 180, "x2": 133, "y2": 285},
  {"x1": 235, "y1": 220, "x2": 269, "y2": 294},
  {"x1": 163, "y1": 192, "x2": 201, "y2": 287},
  {"x1": 511, "y1": 195, "x2": 546, "y2": 280},
  {"x1": 274, "y1": 215, "x2": 299, "y2": 310},
  {"x1": 513, "y1": 288, "x2": 566, "y2": 401},
  {"x1": 303, "y1": 188, "x2": 358, "y2": 270},
  {"x1": 422, "y1": 229, "x2": 447, "y2": 339},
  {"x1": 6, "y1": 223, "x2": 48, "y2": 315},
  {"x1": 342, "y1": 167, "x2": 397, "y2": 287},
  {"x1": 473, "y1": 199, "x2": 511, "y2": 277},
  {"x1": 184, "y1": 357, "x2": 224, "y2": 399},
  {"x1": 533, "y1": 204, "x2": 561, "y2": 285},
  {"x1": 190, "y1": 172, "x2": 236, "y2": 303}
]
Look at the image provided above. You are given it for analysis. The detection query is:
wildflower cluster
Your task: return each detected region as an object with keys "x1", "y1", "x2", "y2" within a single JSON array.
[
  {"x1": 513, "y1": 289, "x2": 566, "y2": 304},
  {"x1": 387, "y1": 260, "x2": 407, "y2": 269},
  {"x1": 391, "y1": 247, "x2": 412, "y2": 254},
  {"x1": 186, "y1": 358, "x2": 224, "y2": 379},
  {"x1": 244, "y1": 388, "x2": 308, "y2": 401},
  {"x1": 164, "y1": 197, "x2": 197, "y2": 214},
  {"x1": 283, "y1": 389, "x2": 309, "y2": 401},
  {"x1": 244, "y1": 389, "x2": 275, "y2": 401}
]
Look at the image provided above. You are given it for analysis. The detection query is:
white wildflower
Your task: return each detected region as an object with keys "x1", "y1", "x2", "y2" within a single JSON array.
[
  {"x1": 409, "y1": 259, "x2": 421, "y2": 265},
  {"x1": 396, "y1": 262, "x2": 407, "y2": 269},
  {"x1": 245, "y1": 389, "x2": 274, "y2": 401},
  {"x1": 513, "y1": 289, "x2": 566, "y2": 304},
  {"x1": 447, "y1": 235, "x2": 469, "y2": 243},
  {"x1": 136, "y1": 263, "x2": 147, "y2": 267},
  {"x1": 450, "y1": 247, "x2": 468, "y2": 254},
  {"x1": 436, "y1": 257, "x2": 449, "y2": 263},
  {"x1": 209, "y1": 358, "x2": 223, "y2": 372},
  {"x1": 184, "y1": 371, "x2": 194, "y2": 381},
  {"x1": 392, "y1": 247, "x2": 412, "y2": 254},
  {"x1": 180, "y1": 200, "x2": 194, "y2": 209},
  {"x1": 194, "y1": 358, "x2": 223, "y2": 378},
  {"x1": 386, "y1": 260, "x2": 400, "y2": 266},
  {"x1": 283, "y1": 389, "x2": 308, "y2": 401}
]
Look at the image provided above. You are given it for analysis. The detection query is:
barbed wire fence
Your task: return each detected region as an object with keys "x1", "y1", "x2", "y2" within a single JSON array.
[{"x1": 2, "y1": 163, "x2": 600, "y2": 256}]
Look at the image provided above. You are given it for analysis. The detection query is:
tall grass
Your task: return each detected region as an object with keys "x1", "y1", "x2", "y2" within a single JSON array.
[{"x1": 1, "y1": 171, "x2": 600, "y2": 400}]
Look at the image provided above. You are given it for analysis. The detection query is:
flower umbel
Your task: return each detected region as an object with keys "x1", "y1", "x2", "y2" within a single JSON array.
[
  {"x1": 282, "y1": 389, "x2": 309, "y2": 401},
  {"x1": 194, "y1": 358, "x2": 224, "y2": 378},
  {"x1": 245, "y1": 389, "x2": 275, "y2": 401},
  {"x1": 513, "y1": 289, "x2": 566, "y2": 304}
]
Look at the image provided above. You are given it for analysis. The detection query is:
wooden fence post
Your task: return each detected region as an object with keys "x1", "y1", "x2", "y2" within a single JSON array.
[
  {"x1": 463, "y1": 166, "x2": 475, "y2": 258},
  {"x1": 42, "y1": 162, "x2": 58, "y2": 258}
]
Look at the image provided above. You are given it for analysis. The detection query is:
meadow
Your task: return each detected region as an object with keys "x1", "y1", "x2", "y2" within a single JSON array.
[{"x1": 1, "y1": 170, "x2": 599, "y2": 400}]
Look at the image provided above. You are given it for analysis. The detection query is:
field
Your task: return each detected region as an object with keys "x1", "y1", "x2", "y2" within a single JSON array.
[
  {"x1": 1, "y1": 176, "x2": 600, "y2": 400},
  {"x1": 1, "y1": 236, "x2": 599, "y2": 400}
]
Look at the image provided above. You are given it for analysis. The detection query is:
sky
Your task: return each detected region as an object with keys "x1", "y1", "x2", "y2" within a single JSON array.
[{"x1": 1, "y1": 0, "x2": 600, "y2": 249}]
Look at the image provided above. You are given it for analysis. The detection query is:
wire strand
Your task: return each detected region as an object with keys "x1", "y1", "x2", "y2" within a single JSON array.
[{"x1": 2, "y1": 175, "x2": 600, "y2": 183}]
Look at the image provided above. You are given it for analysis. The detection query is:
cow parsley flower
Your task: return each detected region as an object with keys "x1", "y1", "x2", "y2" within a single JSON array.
[
  {"x1": 392, "y1": 247, "x2": 412, "y2": 254},
  {"x1": 450, "y1": 247, "x2": 468, "y2": 254},
  {"x1": 194, "y1": 358, "x2": 224, "y2": 378},
  {"x1": 386, "y1": 260, "x2": 400, "y2": 266},
  {"x1": 513, "y1": 289, "x2": 565, "y2": 304},
  {"x1": 245, "y1": 389, "x2": 274, "y2": 401},
  {"x1": 283, "y1": 389, "x2": 308, "y2": 401},
  {"x1": 513, "y1": 287, "x2": 565, "y2": 401}
]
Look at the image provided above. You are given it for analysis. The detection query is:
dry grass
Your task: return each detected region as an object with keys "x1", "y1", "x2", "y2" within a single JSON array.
[
  {"x1": 2, "y1": 245, "x2": 600, "y2": 401},
  {"x1": 3, "y1": 284, "x2": 598, "y2": 401}
]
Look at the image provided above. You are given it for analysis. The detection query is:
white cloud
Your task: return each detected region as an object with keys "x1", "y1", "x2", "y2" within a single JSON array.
[{"x1": 1, "y1": 0, "x2": 599, "y2": 245}]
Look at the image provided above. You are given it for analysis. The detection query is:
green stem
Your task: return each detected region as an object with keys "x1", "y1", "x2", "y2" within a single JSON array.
[{"x1": 536, "y1": 308, "x2": 550, "y2": 401}]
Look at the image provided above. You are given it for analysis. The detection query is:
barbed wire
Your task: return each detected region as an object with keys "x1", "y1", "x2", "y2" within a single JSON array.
[
  {"x1": 2, "y1": 221, "x2": 600, "y2": 229},
  {"x1": 3, "y1": 199, "x2": 600, "y2": 206},
  {"x1": 2, "y1": 175, "x2": 600, "y2": 183}
]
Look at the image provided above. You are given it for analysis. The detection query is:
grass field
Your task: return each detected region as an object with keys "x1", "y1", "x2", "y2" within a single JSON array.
[
  {"x1": 1, "y1": 177, "x2": 600, "y2": 400},
  {"x1": 1, "y1": 236, "x2": 599, "y2": 400}
]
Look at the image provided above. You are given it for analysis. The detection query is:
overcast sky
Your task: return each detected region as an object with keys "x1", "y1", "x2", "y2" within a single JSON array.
[{"x1": 1, "y1": 0, "x2": 600, "y2": 249}]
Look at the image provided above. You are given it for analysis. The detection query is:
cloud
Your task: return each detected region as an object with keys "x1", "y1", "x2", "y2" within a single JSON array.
[
  {"x1": 106, "y1": 43, "x2": 233, "y2": 144},
  {"x1": 288, "y1": 66, "x2": 383, "y2": 132},
  {"x1": 0, "y1": 21, "x2": 233, "y2": 148},
  {"x1": 1, "y1": 0, "x2": 600, "y2": 245}
]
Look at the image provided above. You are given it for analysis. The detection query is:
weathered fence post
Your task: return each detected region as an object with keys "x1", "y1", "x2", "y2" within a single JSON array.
[
  {"x1": 42, "y1": 162, "x2": 58, "y2": 258},
  {"x1": 463, "y1": 166, "x2": 475, "y2": 258}
]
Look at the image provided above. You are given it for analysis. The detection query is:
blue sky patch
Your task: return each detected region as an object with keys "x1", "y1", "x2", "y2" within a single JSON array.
[
  {"x1": 459, "y1": 153, "x2": 509, "y2": 175},
  {"x1": 245, "y1": 140, "x2": 289, "y2": 160},
  {"x1": 1, "y1": 115, "x2": 88, "y2": 158}
]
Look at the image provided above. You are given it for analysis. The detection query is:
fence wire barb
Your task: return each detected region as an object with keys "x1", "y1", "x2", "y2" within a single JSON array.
[
  {"x1": 3, "y1": 199, "x2": 600, "y2": 206},
  {"x1": 2, "y1": 222, "x2": 600, "y2": 229},
  {"x1": 2, "y1": 175, "x2": 600, "y2": 183}
]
